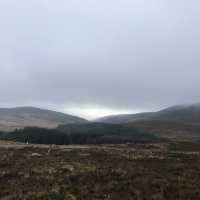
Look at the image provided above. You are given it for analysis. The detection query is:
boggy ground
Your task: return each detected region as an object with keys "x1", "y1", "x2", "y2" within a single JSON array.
[{"x1": 1, "y1": 141, "x2": 200, "y2": 200}]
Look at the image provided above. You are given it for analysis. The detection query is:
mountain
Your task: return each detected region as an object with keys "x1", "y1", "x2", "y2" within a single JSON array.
[
  {"x1": 97, "y1": 103, "x2": 200, "y2": 124},
  {"x1": 0, "y1": 107, "x2": 87, "y2": 132},
  {"x1": 0, "y1": 123, "x2": 161, "y2": 144}
]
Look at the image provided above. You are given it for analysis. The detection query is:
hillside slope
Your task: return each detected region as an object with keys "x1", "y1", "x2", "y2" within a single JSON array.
[
  {"x1": 126, "y1": 120, "x2": 200, "y2": 139},
  {"x1": 0, "y1": 107, "x2": 87, "y2": 131},
  {"x1": 97, "y1": 104, "x2": 200, "y2": 124}
]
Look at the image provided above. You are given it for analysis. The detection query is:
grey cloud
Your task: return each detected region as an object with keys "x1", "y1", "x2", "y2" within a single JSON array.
[{"x1": 0, "y1": 0, "x2": 200, "y2": 115}]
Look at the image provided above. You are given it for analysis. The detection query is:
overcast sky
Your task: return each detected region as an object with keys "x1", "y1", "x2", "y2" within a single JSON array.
[{"x1": 0, "y1": 0, "x2": 200, "y2": 119}]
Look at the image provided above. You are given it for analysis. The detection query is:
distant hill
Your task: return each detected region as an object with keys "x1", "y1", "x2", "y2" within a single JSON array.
[
  {"x1": 97, "y1": 103, "x2": 200, "y2": 124},
  {"x1": 0, "y1": 123, "x2": 162, "y2": 145},
  {"x1": 0, "y1": 107, "x2": 87, "y2": 131}
]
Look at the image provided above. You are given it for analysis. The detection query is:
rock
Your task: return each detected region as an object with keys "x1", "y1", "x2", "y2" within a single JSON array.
[
  {"x1": 1, "y1": 171, "x2": 7, "y2": 177},
  {"x1": 65, "y1": 193, "x2": 77, "y2": 200},
  {"x1": 31, "y1": 168, "x2": 44, "y2": 174},
  {"x1": 79, "y1": 153, "x2": 90, "y2": 157},
  {"x1": 2, "y1": 154, "x2": 8, "y2": 161},
  {"x1": 24, "y1": 173, "x2": 30, "y2": 179},
  {"x1": 18, "y1": 171, "x2": 30, "y2": 178},
  {"x1": 31, "y1": 153, "x2": 42, "y2": 157},
  {"x1": 61, "y1": 164, "x2": 74, "y2": 172}
]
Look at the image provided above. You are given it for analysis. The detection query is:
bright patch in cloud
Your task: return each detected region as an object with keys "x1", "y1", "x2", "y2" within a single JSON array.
[{"x1": 61, "y1": 105, "x2": 142, "y2": 120}]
